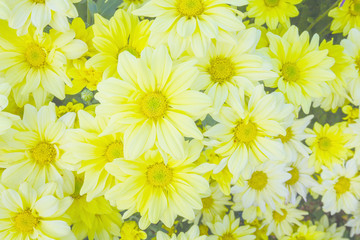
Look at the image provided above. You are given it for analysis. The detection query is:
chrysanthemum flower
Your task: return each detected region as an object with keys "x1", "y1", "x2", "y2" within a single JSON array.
[
  {"x1": 119, "y1": 0, "x2": 150, "y2": 10},
  {"x1": 0, "y1": 103, "x2": 76, "y2": 197},
  {"x1": 105, "y1": 140, "x2": 210, "y2": 229},
  {"x1": 264, "y1": 26, "x2": 336, "y2": 114},
  {"x1": 342, "y1": 104, "x2": 359, "y2": 124},
  {"x1": 340, "y1": 28, "x2": 360, "y2": 105},
  {"x1": 156, "y1": 225, "x2": 207, "y2": 240},
  {"x1": 204, "y1": 85, "x2": 293, "y2": 180},
  {"x1": 0, "y1": 183, "x2": 75, "y2": 239},
  {"x1": 120, "y1": 221, "x2": 147, "y2": 240},
  {"x1": 86, "y1": 9, "x2": 152, "y2": 78},
  {"x1": 95, "y1": 46, "x2": 211, "y2": 160},
  {"x1": 193, "y1": 28, "x2": 277, "y2": 113},
  {"x1": 312, "y1": 159, "x2": 360, "y2": 214},
  {"x1": 280, "y1": 224, "x2": 326, "y2": 240},
  {"x1": 247, "y1": 0, "x2": 302, "y2": 30},
  {"x1": 305, "y1": 122, "x2": 352, "y2": 172},
  {"x1": 329, "y1": 0, "x2": 360, "y2": 36},
  {"x1": 0, "y1": 82, "x2": 20, "y2": 135},
  {"x1": 7, "y1": 0, "x2": 81, "y2": 35},
  {"x1": 206, "y1": 211, "x2": 256, "y2": 240},
  {"x1": 70, "y1": 17, "x2": 96, "y2": 59},
  {"x1": 346, "y1": 208, "x2": 360, "y2": 237},
  {"x1": 0, "y1": 21, "x2": 87, "y2": 107},
  {"x1": 231, "y1": 162, "x2": 291, "y2": 211},
  {"x1": 133, "y1": 0, "x2": 245, "y2": 58},
  {"x1": 63, "y1": 110, "x2": 125, "y2": 201},
  {"x1": 315, "y1": 215, "x2": 347, "y2": 240}
]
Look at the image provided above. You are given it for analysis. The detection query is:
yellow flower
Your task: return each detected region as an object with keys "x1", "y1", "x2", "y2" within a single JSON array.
[
  {"x1": 156, "y1": 225, "x2": 207, "y2": 240},
  {"x1": 119, "y1": 0, "x2": 150, "y2": 10},
  {"x1": 95, "y1": 46, "x2": 211, "y2": 160},
  {"x1": 0, "y1": 82, "x2": 20, "y2": 135},
  {"x1": 264, "y1": 26, "x2": 336, "y2": 114},
  {"x1": 0, "y1": 103, "x2": 76, "y2": 197},
  {"x1": 0, "y1": 182, "x2": 75, "y2": 239},
  {"x1": 105, "y1": 140, "x2": 210, "y2": 229},
  {"x1": 0, "y1": 21, "x2": 87, "y2": 107},
  {"x1": 305, "y1": 122, "x2": 352, "y2": 172},
  {"x1": 247, "y1": 0, "x2": 302, "y2": 30},
  {"x1": 342, "y1": 105, "x2": 359, "y2": 123},
  {"x1": 314, "y1": 215, "x2": 347, "y2": 240},
  {"x1": 86, "y1": 9, "x2": 152, "y2": 78},
  {"x1": 329, "y1": 0, "x2": 360, "y2": 36},
  {"x1": 56, "y1": 101, "x2": 84, "y2": 118},
  {"x1": 70, "y1": 17, "x2": 97, "y2": 58},
  {"x1": 133, "y1": 0, "x2": 245, "y2": 58},
  {"x1": 280, "y1": 224, "x2": 326, "y2": 240},
  {"x1": 121, "y1": 221, "x2": 147, "y2": 240}
]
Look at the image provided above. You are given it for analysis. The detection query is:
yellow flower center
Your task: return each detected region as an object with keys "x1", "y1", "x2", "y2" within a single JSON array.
[
  {"x1": 272, "y1": 209, "x2": 287, "y2": 223},
  {"x1": 208, "y1": 57, "x2": 235, "y2": 84},
  {"x1": 355, "y1": 56, "x2": 360, "y2": 72},
  {"x1": 248, "y1": 171, "x2": 268, "y2": 191},
  {"x1": 30, "y1": 142, "x2": 57, "y2": 165},
  {"x1": 318, "y1": 137, "x2": 332, "y2": 151},
  {"x1": 286, "y1": 167, "x2": 300, "y2": 185},
  {"x1": 14, "y1": 210, "x2": 39, "y2": 233},
  {"x1": 279, "y1": 128, "x2": 293, "y2": 143},
  {"x1": 119, "y1": 45, "x2": 140, "y2": 58},
  {"x1": 350, "y1": 1, "x2": 360, "y2": 15},
  {"x1": 334, "y1": 176, "x2": 350, "y2": 195},
  {"x1": 199, "y1": 224, "x2": 209, "y2": 235},
  {"x1": 201, "y1": 196, "x2": 214, "y2": 209},
  {"x1": 25, "y1": 44, "x2": 46, "y2": 68},
  {"x1": 220, "y1": 233, "x2": 236, "y2": 240},
  {"x1": 234, "y1": 121, "x2": 257, "y2": 144},
  {"x1": 177, "y1": 0, "x2": 204, "y2": 17},
  {"x1": 264, "y1": 0, "x2": 280, "y2": 7},
  {"x1": 147, "y1": 163, "x2": 173, "y2": 187},
  {"x1": 141, "y1": 92, "x2": 168, "y2": 119},
  {"x1": 282, "y1": 63, "x2": 300, "y2": 82},
  {"x1": 105, "y1": 141, "x2": 123, "y2": 162},
  {"x1": 33, "y1": 0, "x2": 45, "y2": 3}
]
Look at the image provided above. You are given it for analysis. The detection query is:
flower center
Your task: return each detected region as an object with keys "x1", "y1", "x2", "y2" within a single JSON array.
[
  {"x1": 105, "y1": 141, "x2": 123, "y2": 162},
  {"x1": 272, "y1": 209, "x2": 287, "y2": 223},
  {"x1": 208, "y1": 57, "x2": 234, "y2": 84},
  {"x1": 279, "y1": 128, "x2": 293, "y2": 143},
  {"x1": 234, "y1": 121, "x2": 257, "y2": 144},
  {"x1": 220, "y1": 233, "x2": 236, "y2": 240},
  {"x1": 264, "y1": 0, "x2": 280, "y2": 7},
  {"x1": 318, "y1": 137, "x2": 332, "y2": 151},
  {"x1": 25, "y1": 44, "x2": 46, "y2": 68},
  {"x1": 350, "y1": 1, "x2": 360, "y2": 15},
  {"x1": 32, "y1": 0, "x2": 45, "y2": 3},
  {"x1": 248, "y1": 171, "x2": 268, "y2": 191},
  {"x1": 119, "y1": 45, "x2": 140, "y2": 58},
  {"x1": 282, "y1": 63, "x2": 300, "y2": 82},
  {"x1": 177, "y1": 0, "x2": 204, "y2": 17},
  {"x1": 334, "y1": 176, "x2": 350, "y2": 195},
  {"x1": 201, "y1": 196, "x2": 214, "y2": 209},
  {"x1": 14, "y1": 210, "x2": 39, "y2": 233},
  {"x1": 147, "y1": 163, "x2": 173, "y2": 187},
  {"x1": 30, "y1": 142, "x2": 57, "y2": 165},
  {"x1": 141, "y1": 92, "x2": 168, "y2": 119},
  {"x1": 286, "y1": 167, "x2": 300, "y2": 185},
  {"x1": 355, "y1": 56, "x2": 360, "y2": 72}
]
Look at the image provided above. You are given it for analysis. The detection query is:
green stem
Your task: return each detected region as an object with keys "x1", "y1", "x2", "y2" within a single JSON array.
[{"x1": 306, "y1": 0, "x2": 341, "y2": 32}]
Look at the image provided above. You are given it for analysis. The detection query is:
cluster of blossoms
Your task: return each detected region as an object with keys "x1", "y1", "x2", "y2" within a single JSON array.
[{"x1": 0, "y1": 0, "x2": 360, "y2": 239}]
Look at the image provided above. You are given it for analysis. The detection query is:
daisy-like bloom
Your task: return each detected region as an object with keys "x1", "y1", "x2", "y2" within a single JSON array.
[
  {"x1": 329, "y1": 0, "x2": 360, "y2": 36},
  {"x1": 67, "y1": 177, "x2": 123, "y2": 240},
  {"x1": 247, "y1": 0, "x2": 302, "y2": 30},
  {"x1": 62, "y1": 110, "x2": 125, "y2": 201},
  {"x1": 231, "y1": 162, "x2": 291, "y2": 211},
  {"x1": 133, "y1": 0, "x2": 245, "y2": 58},
  {"x1": 315, "y1": 215, "x2": 347, "y2": 240},
  {"x1": 193, "y1": 28, "x2": 277, "y2": 113},
  {"x1": 95, "y1": 46, "x2": 211, "y2": 160},
  {"x1": 70, "y1": 17, "x2": 96, "y2": 59},
  {"x1": 120, "y1": 221, "x2": 147, "y2": 240},
  {"x1": 245, "y1": 219, "x2": 268, "y2": 240},
  {"x1": 280, "y1": 224, "x2": 326, "y2": 240},
  {"x1": 0, "y1": 183, "x2": 75, "y2": 239},
  {"x1": 263, "y1": 197, "x2": 307, "y2": 238},
  {"x1": 56, "y1": 102, "x2": 84, "y2": 119},
  {"x1": 285, "y1": 156, "x2": 317, "y2": 204},
  {"x1": 305, "y1": 122, "x2": 352, "y2": 172},
  {"x1": 7, "y1": 0, "x2": 80, "y2": 35},
  {"x1": 313, "y1": 39, "x2": 353, "y2": 112},
  {"x1": 195, "y1": 182, "x2": 232, "y2": 224},
  {"x1": 341, "y1": 28, "x2": 360, "y2": 105},
  {"x1": 312, "y1": 159, "x2": 360, "y2": 214},
  {"x1": 276, "y1": 115, "x2": 313, "y2": 162},
  {"x1": 105, "y1": 140, "x2": 210, "y2": 229},
  {"x1": 346, "y1": 208, "x2": 360, "y2": 237},
  {"x1": 0, "y1": 82, "x2": 20, "y2": 135},
  {"x1": 157, "y1": 225, "x2": 207, "y2": 240},
  {"x1": 0, "y1": 21, "x2": 87, "y2": 107},
  {"x1": 204, "y1": 84, "x2": 294, "y2": 180},
  {"x1": 119, "y1": 0, "x2": 150, "y2": 10},
  {"x1": 342, "y1": 104, "x2": 359, "y2": 124},
  {"x1": 0, "y1": 103, "x2": 76, "y2": 198},
  {"x1": 264, "y1": 26, "x2": 336, "y2": 114},
  {"x1": 207, "y1": 211, "x2": 256, "y2": 240},
  {"x1": 86, "y1": 9, "x2": 152, "y2": 78}
]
